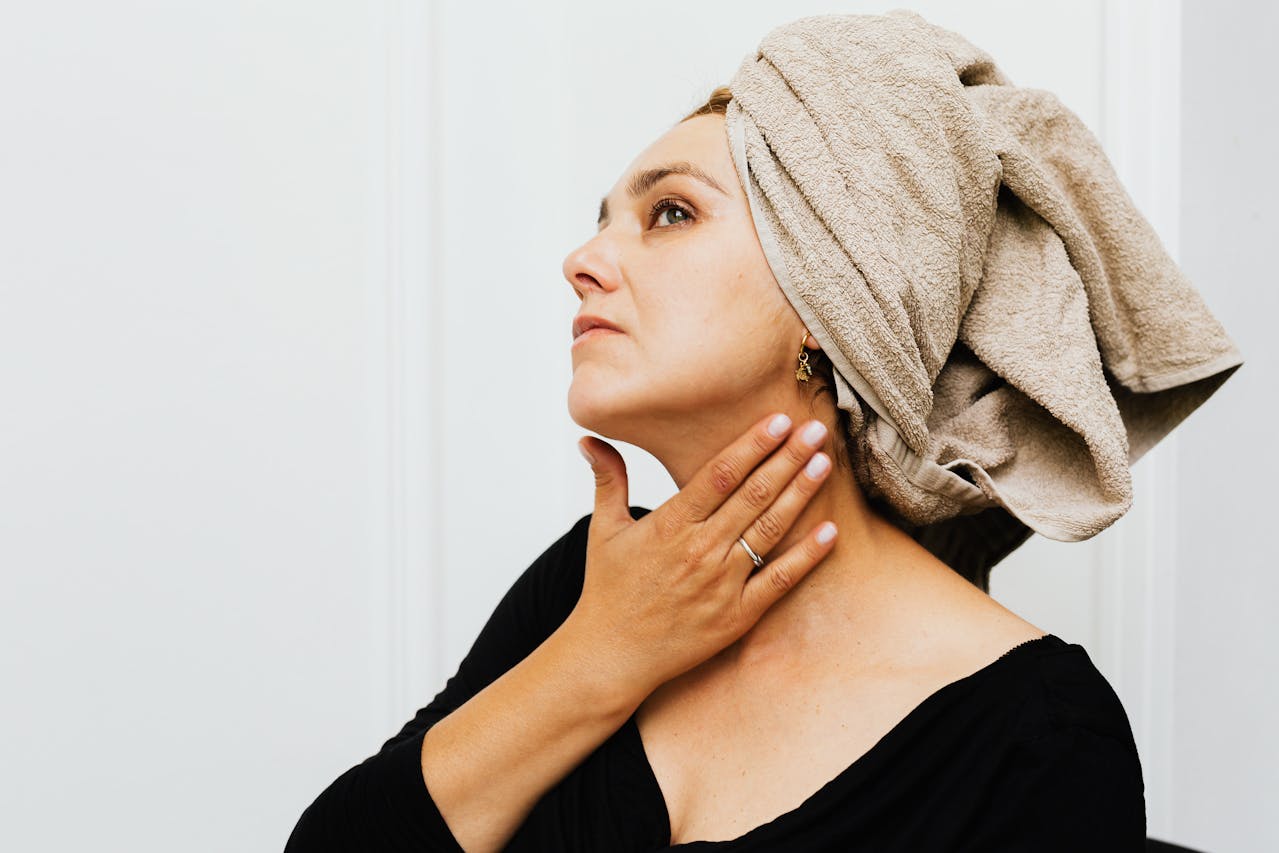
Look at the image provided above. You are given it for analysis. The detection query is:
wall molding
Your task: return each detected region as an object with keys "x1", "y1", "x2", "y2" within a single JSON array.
[{"x1": 369, "y1": 0, "x2": 441, "y2": 737}]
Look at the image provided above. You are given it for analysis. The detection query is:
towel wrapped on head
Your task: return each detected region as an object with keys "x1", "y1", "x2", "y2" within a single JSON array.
[{"x1": 724, "y1": 9, "x2": 1244, "y2": 590}]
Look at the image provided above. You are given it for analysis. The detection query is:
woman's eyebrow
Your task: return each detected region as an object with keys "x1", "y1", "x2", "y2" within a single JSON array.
[{"x1": 597, "y1": 161, "x2": 729, "y2": 227}]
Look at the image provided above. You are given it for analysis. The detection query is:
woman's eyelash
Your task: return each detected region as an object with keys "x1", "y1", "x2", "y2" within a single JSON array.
[{"x1": 648, "y1": 197, "x2": 694, "y2": 228}]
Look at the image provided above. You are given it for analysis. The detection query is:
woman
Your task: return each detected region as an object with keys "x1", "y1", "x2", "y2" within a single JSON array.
[
  {"x1": 285, "y1": 93, "x2": 1139, "y2": 853},
  {"x1": 287, "y1": 10, "x2": 1246, "y2": 851}
]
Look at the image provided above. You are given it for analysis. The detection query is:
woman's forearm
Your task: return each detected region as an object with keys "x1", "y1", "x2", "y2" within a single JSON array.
[{"x1": 420, "y1": 613, "x2": 644, "y2": 853}]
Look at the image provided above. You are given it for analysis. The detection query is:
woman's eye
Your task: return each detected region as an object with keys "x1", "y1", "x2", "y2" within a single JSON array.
[{"x1": 649, "y1": 198, "x2": 693, "y2": 229}]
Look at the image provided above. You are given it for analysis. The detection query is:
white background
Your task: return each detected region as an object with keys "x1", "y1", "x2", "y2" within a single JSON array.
[{"x1": 0, "y1": 1, "x2": 1272, "y2": 850}]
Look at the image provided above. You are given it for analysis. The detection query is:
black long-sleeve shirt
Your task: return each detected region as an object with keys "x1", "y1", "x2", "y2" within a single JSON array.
[{"x1": 284, "y1": 506, "x2": 1147, "y2": 851}]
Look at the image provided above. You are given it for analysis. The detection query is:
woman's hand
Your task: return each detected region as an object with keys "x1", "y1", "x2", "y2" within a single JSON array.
[{"x1": 568, "y1": 412, "x2": 837, "y2": 700}]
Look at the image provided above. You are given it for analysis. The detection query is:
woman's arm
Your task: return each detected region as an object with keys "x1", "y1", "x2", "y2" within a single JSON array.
[
  {"x1": 288, "y1": 404, "x2": 833, "y2": 850},
  {"x1": 421, "y1": 610, "x2": 641, "y2": 852},
  {"x1": 283, "y1": 510, "x2": 648, "y2": 853}
]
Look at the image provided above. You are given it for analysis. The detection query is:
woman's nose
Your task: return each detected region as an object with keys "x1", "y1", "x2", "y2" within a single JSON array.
[{"x1": 562, "y1": 237, "x2": 619, "y2": 298}]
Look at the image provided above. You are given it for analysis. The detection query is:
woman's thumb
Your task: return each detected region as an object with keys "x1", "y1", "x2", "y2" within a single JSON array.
[{"x1": 578, "y1": 436, "x2": 630, "y2": 531}]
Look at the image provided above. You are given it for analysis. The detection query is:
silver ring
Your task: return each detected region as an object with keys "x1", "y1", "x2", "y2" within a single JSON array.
[{"x1": 736, "y1": 535, "x2": 765, "y2": 569}]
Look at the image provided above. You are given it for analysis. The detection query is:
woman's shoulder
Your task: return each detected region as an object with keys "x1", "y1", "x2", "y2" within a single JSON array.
[
  {"x1": 905, "y1": 633, "x2": 1149, "y2": 844},
  {"x1": 980, "y1": 631, "x2": 1140, "y2": 752},
  {"x1": 914, "y1": 576, "x2": 1137, "y2": 748},
  {"x1": 974, "y1": 634, "x2": 1148, "y2": 836}
]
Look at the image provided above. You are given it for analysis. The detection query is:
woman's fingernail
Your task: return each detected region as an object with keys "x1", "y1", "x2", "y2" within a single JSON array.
[
  {"x1": 767, "y1": 413, "x2": 792, "y2": 437},
  {"x1": 802, "y1": 420, "x2": 827, "y2": 446},
  {"x1": 805, "y1": 453, "x2": 830, "y2": 479},
  {"x1": 578, "y1": 441, "x2": 595, "y2": 465},
  {"x1": 816, "y1": 522, "x2": 837, "y2": 545}
]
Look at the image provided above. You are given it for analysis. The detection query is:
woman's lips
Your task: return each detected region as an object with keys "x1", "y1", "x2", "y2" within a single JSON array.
[{"x1": 571, "y1": 327, "x2": 624, "y2": 348}]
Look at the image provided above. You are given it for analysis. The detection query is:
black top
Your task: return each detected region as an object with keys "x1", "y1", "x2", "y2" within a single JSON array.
[{"x1": 285, "y1": 507, "x2": 1147, "y2": 852}]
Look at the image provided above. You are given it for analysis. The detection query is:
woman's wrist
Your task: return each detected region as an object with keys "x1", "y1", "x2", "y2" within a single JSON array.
[{"x1": 549, "y1": 609, "x2": 653, "y2": 723}]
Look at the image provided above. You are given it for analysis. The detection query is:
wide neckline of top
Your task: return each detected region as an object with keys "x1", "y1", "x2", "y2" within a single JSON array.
[{"x1": 621, "y1": 632, "x2": 1068, "y2": 850}]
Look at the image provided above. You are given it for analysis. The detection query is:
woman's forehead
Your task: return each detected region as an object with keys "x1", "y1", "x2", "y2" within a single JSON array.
[
  {"x1": 619, "y1": 115, "x2": 738, "y2": 197},
  {"x1": 597, "y1": 116, "x2": 743, "y2": 228}
]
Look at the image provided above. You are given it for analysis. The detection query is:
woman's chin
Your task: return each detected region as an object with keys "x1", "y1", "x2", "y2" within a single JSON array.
[
  {"x1": 567, "y1": 386, "x2": 613, "y2": 432},
  {"x1": 566, "y1": 384, "x2": 638, "y2": 439}
]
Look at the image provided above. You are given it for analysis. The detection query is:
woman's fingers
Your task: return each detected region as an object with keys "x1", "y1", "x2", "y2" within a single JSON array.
[
  {"x1": 578, "y1": 435, "x2": 632, "y2": 535},
  {"x1": 724, "y1": 446, "x2": 832, "y2": 576},
  {"x1": 573, "y1": 411, "x2": 839, "y2": 693},
  {"x1": 740, "y1": 520, "x2": 838, "y2": 618},
  {"x1": 703, "y1": 417, "x2": 829, "y2": 548},
  {"x1": 670, "y1": 412, "x2": 796, "y2": 524}
]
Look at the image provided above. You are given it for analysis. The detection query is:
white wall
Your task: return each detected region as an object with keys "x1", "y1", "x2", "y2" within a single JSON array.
[
  {"x1": 0, "y1": 1, "x2": 1268, "y2": 850},
  {"x1": 1172, "y1": 1, "x2": 1278, "y2": 850},
  {"x1": 1, "y1": 3, "x2": 385, "y2": 850}
]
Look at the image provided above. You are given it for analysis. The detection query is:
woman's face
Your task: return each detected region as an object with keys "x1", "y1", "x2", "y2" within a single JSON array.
[{"x1": 563, "y1": 112, "x2": 813, "y2": 456}]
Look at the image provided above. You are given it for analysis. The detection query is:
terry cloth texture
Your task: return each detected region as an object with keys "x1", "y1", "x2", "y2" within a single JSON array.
[{"x1": 724, "y1": 9, "x2": 1244, "y2": 590}]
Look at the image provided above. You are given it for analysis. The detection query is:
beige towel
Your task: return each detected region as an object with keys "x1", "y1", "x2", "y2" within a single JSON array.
[{"x1": 724, "y1": 9, "x2": 1244, "y2": 590}]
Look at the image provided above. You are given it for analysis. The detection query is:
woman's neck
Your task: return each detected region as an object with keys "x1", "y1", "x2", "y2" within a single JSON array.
[
  {"x1": 646, "y1": 406, "x2": 984, "y2": 682},
  {"x1": 709, "y1": 471, "x2": 923, "y2": 675}
]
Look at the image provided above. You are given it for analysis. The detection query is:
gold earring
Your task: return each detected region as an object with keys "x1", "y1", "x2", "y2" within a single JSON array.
[{"x1": 796, "y1": 332, "x2": 813, "y2": 383}]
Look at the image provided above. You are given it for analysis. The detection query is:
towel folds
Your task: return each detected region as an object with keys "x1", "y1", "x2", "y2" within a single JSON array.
[{"x1": 723, "y1": 9, "x2": 1244, "y2": 589}]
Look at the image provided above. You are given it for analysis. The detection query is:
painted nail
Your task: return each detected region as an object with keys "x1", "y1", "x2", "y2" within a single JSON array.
[
  {"x1": 767, "y1": 413, "x2": 792, "y2": 437},
  {"x1": 805, "y1": 453, "x2": 830, "y2": 479},
  {"x1": 801, "y1": 420, "x2": 827, "y2": 446},
  {"x1": 816, "y1": 522, "x2": 837, "y2": 544}
]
